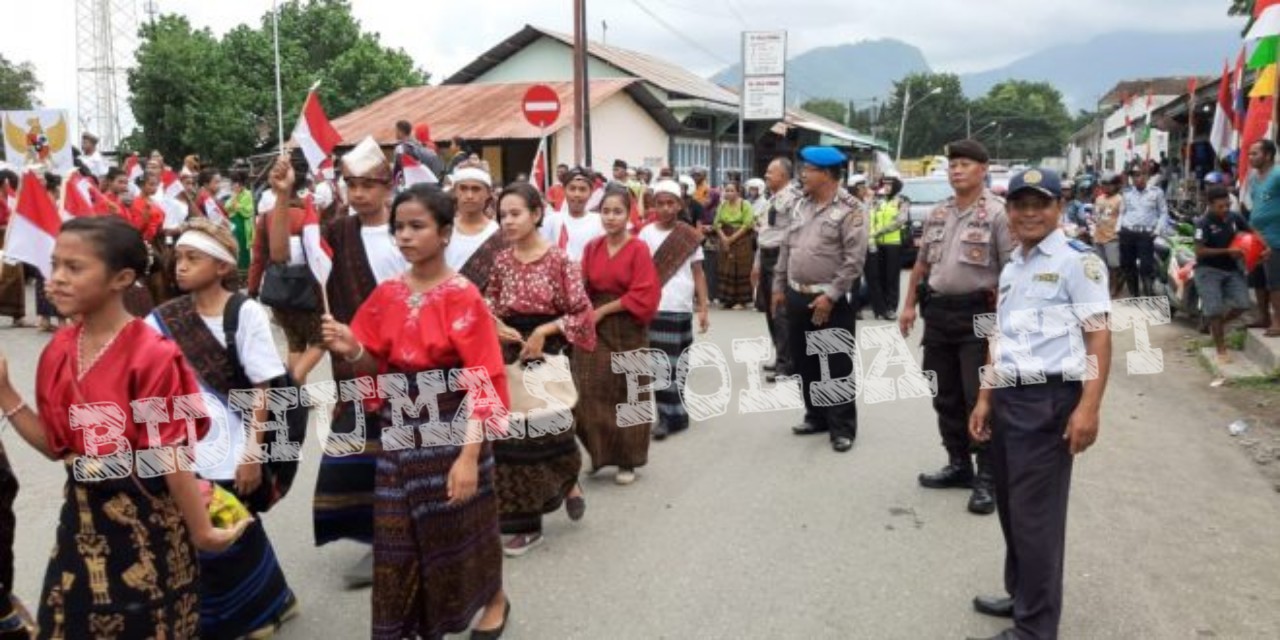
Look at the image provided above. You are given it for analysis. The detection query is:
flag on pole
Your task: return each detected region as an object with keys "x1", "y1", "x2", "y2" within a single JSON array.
[
  {"x1": 1210, "y1": 61, "x2": 1237, "y2": 157},
  {"x1": 62, "y1": 172, "x2": 108, "y2": 217},
  {"x1": 1139, "y1": 90, "x2": 1155, "y2": 147},
  {"x1": 1241, "y1": 95, "x2": 1275, "y2": 170},
  {"x1": 398, "y1": 150, "x2": 438, "y2": 186},
  {"x1": 7, "y1": 171, "x2": 62, "y2": 278},
  {"x1": 1234, "y1": 48, "x2": 1248, "y2": 136},
  {"x1": 1246, "y1": 0, "x2": 1280, "y2": 40},
  {"x1": 530, "y1": 137, "x2": 549, "y2": 193},
  {"x1": 161, "y1": 168, "x2": 183, "y2": 201},
  {"x1": 123, "y1": 153, "x2": 143, "y2": 196},
  {"x1": 1252, "y1": 64, "x2": 1279, "y2": 98},
  {"x1": 291, "y1": 87, "x2": 341, "y2": 177},
  {"x1": 300, "y1": 195, "x2": 333, "y2": 288}
]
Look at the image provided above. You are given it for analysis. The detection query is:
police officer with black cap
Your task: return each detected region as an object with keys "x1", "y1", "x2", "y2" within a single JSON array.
[
  {"x1": 900, "y1": 139, "x2": 1013, "y2": 514},
  {"x1": 772, "y1": 146, "x2": 868, "y2": 453},
  {"x1": 966, "y1": 167, "x2": 1111, "y2": 640}
]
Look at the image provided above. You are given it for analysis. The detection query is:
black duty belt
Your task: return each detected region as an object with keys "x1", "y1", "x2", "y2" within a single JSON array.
[{"x1": 924, "y1": 290, "x2": 992, "y2": 309}]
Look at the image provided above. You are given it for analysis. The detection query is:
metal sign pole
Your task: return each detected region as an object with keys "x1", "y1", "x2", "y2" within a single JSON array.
[{"x1": 739, "y1": 31, "x2": 746, "y2": 180}]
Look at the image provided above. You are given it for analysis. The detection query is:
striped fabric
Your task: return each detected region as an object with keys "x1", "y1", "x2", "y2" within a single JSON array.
[
  {"x1": 573, "y1": 293, "x2": 652, "y2": 470},
  {"x1": 649, "y1": 312, "x2": 694, "y2": 435},
  {"x1": 198, "y1": 516, "x2": 294, "y2": 638}
]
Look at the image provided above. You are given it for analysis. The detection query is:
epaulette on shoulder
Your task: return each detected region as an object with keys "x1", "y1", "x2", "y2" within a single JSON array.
[{"x1": 1067, "y1": 239, "x2": 1091, "y2": 252}]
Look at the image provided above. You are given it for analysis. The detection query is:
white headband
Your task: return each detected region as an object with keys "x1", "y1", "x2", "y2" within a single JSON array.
[
  {"x1": 451, "y1": 166, "x2": 492, "y2": 188},
  {"x1": 176, "y1": 230, "x2": 237, "y2": 266}
]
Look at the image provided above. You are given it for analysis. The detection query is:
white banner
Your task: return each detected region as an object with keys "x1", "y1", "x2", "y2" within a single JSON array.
[
  {"x1": 2, "y1": 109, "x2": 74, "y2": 173},
  {"x1": 743, "y1": 77, "x2": 786, "y2": 121},
  {"x1": 743, "y1": 31, "x2": 787, "y2": 77}
]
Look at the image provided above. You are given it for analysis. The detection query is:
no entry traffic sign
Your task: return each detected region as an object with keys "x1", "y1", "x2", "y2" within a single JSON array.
[{"x1": 522, "y1": 84, "x2": 561, "y2": 129}]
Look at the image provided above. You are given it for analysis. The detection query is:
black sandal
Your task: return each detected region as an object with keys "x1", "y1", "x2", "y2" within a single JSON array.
[{"x1": 470, "y1": 598, "x2": 511, "y2": 640}]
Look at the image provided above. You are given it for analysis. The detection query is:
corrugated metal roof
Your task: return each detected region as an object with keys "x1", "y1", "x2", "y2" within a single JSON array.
[
  {"x1": 783, "y1": 108, "x2": 889, "y2": 150},
  {"x1": 1098, "y1": 76, "x2": 1211, "y2": 108},
  {"x1": 331, "y1": 79, "x2": 680, "y2": 145},
  {"x1": 444, "y1": 25, "x2": 739, "y2": 108}
]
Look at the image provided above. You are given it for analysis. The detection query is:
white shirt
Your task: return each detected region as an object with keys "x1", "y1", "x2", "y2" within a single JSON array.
[
  {"x1": 361, "y1": 223, "x2": 408, "y2": 283},
  {"x1": 162, "y1": 197, "x2": 187, "y2": 231},
  {"x1": 639, "y1": 224, "x2": 704, "y2": 313},
  {"x1": 445, "y1": 220, "x2": 499, "y2": 271},
  {"x1": 541, "y1": 211, "x2": 605, "y2": 262},
  {"x1": 145, "y1": 299, "x2": 287, "y2": 481},
  {"x1": 82, "y1": 151, "x2": 109, "y2": 178}
]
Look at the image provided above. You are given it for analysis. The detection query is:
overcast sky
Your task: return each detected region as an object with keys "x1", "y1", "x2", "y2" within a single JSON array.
[{"x1": 2, "y1": 0, "x2": 1241, "y2": 138}]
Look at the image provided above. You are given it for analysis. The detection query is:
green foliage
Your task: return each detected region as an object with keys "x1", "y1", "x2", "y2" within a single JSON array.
[
  {"x1": 0, "y1": 54, "x2": 41, "y2": 110},
  {"x1": 127, "y1": 0, "x2": 428, "y2": 166},
  {"x1": 1229, "y1": 0, "x2": 1252, "y2": 17},
  {"x1": 883, "y1": 72, "x2": 968, "y2": 158},
  {"x1": 801, "y1": 98, "x2": 848, "y2": 126},
  {"x1": 969, "y1": 80, "x2": 1073, "y2": 161}
]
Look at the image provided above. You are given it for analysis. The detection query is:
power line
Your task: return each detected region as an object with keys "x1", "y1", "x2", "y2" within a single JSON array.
[
  {"x1": 723, "y1": 0, "x2": 748, "y2": 28},
  {"x1": 629, "y1": 0, "x2": 734, "y2": 66}
]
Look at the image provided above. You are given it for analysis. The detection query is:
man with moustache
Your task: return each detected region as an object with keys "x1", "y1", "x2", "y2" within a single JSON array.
[{"x1": 900, "y1": 139, "x2": 1014, "y2": 515}]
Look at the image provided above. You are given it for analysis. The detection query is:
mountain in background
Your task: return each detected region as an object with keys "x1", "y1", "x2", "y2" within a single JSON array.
[
  {"x1": 960, "y1": 30, "x2": 1243, "y2": 108},
  {"x1": 711, "y1": 39, "x2": 929, "y2": 104},
  {"x1": 712, "y1": 29, "x2": 1241, "y2": 111}
]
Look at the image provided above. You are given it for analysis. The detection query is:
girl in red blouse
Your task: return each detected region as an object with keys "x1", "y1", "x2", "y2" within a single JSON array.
[
  {"x1": 320, "y1": 184, "x2": 511, "y2": 640},
  {"x1": 128, "y1": 171, "x2": 166, "y2": 242},
  {"x1": 0, "y1": 216, "x2": 247, "y2": 638},
  {"x1": 573, "y1": 186, "x2": 661, "y2": 485}
]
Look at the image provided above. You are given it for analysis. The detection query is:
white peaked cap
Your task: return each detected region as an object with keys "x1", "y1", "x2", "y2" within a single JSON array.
[{"x1": 344, "y1": 136, "x2": 391, "y2": 179}]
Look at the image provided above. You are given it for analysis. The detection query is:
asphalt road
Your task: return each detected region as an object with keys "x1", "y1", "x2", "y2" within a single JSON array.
[{"x1": 5, "y1": 296, "x2": 1280, "y2": 639}]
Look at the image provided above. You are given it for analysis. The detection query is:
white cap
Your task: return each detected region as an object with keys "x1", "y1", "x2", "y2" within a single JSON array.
[
  {"x1": 344, "y1": 136, "x2": 391, "y2": 180},
  {"x1": 653, "y1": 179, "x2": 682, "y2": 199},
  {"x1": 451, "y1": 166, "x2": 492, "y2": 188},
  {"x1": 847, "y1": 173, "x2": 867, "y2": 187},
  {"x1": 745, "y1": 178, "x2": 766, "y2": 192},
  {"x1": 678, "y1": 175, "x2": 695, "y2": 192}
]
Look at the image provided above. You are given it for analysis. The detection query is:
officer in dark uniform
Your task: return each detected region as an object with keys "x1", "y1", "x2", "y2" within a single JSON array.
[
  {"x1": 900, "y1": 139, "x2": 1013, "y2": 514},
  {"x1": 966, "y1": 168, "x2": 1112, "y2": 640},
  {"x1": 772, "y1": 146, "x2": 868, "y2": 453}
]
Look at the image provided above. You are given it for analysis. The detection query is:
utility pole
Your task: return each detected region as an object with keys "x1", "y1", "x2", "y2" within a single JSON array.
[
  {"x1": 572, "y1": 0, "x2": 588, "y2": 165},
  {"x1": 896, "y1": 84, "x2": 912, "y2": 162},
  {"x1": 966, "y1": 107, "x2": 971, "y2": 139}
]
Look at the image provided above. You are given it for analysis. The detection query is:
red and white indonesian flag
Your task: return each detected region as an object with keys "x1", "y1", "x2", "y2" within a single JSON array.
[
  {"x1": 201, "y1": 194, "x2": 228, "y2": 226},
  {"x1": 5, "y1": 171, "x2": 62, "y2": 278},
  {"x1": 63, "y1": 172, "x2": 107, "y2": 217},
  {"x1": 399, "y1": 150, "x2": 438, "y2": 186},
  {"x1": 301, "y1": 196, "x2": 333, "y2": 288},
  {"x1": 124, "y1": 154, "x2": 143, "y2": 196},
  {"x1": 1248, "y1": 0, "x2": 1280, "y2": 40},
  {"x1": 1210, "y1": 60, "x2": 1237, "y2": 157},
  {"x1": 530, "y1": 137, "x2": 549, "y2": 193},
  {"x1": 161, "y1": 168, "x2": 183, "y2": 201},
  {"x1": 292, "y1": 88, "x2": 342, "y2": 176}
]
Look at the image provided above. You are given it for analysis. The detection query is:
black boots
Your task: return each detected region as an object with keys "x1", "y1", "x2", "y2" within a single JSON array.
[
  {"x1": 968, "y1": 461, "x2": 996, "y2": 515},
  {"x1": 918, "y1": 456, "x2": 974, "y2": 489}
]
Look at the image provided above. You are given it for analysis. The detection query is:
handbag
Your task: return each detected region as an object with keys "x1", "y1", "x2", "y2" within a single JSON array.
[
  {"x1": 505, "y1": 353, "x2": 579, "y2": 414},
  {"x1": 258, "y1": 214, "x2": 320, "y2": 312}
]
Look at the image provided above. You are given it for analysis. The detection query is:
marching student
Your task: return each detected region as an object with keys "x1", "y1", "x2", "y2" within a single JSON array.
[
  {"x1": 147, "y1": 219, "x2": 299, "y2": 639},
  {"x1": 0, "y1": 216, "x2": 248, "y2": 638}
]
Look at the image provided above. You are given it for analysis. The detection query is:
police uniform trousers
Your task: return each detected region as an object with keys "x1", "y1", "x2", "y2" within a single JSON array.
[
  {"x1": 866, "y1": 243, "x2": 902, "y2": 318},
  {"x1": 758, "y1": 247, "x2": 792, "y2": 374},
  {"x1": 991, "y1": 376, "x2": 1082, "y2": 640},
  {"x1": 1117, "y1": 228, "x2": 1156, "y2": 293},
  {"x1": 786, "y1": 287, "x2": 857, "y2": 439},
  {"x1": 921, "y1": 291, "x2": 990, "y2": 462}
]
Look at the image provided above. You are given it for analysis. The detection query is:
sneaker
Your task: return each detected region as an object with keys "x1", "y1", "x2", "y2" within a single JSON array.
[
  {"x1": 615, "y1": 469, "x2": 637, "y2": 485},
  {"x1": 503, "y1": 532, "x2": 544, "y2": 557}
]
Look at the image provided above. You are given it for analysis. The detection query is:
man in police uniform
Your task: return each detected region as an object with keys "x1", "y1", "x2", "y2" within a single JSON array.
[
  {"x1": 771, "y1": 146, "x2": 868, "y2": 453},
  {"x1": 967, "y1": 168, "x2": 1112, "y2": 640},
  {"x1": 753, "y1": 157, "x2": 803, "y2": 379},
  {"x1": 900, "y1": 139, "x2": 1014, "y2": 514}
]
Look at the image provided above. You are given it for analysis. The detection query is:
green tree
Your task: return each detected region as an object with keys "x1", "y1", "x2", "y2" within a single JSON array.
[
  {"x1": 1228, "y1": 0, "x2": 1251, "y2": 16},
  {"x1": 801, "y1": 98, "x2": 848, "y2": 125},
  {"x1": 883, "y1": 72, "x2": 968, "y2": 159},
  {"x1": 968, "y1": 80, "x2": 1073, "y2": 161},
  {"x1": 128, "y1": 0, "x2": 428, "y2": 165},
  {"x1": 0, "y1": 54, "x2": 41, "y2": 110}
]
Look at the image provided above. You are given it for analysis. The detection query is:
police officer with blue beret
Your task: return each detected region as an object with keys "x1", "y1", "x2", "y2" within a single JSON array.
[
  {"x1": 965, "y1": 168, "x2": 1113, "y2": 640},
  {"x1": 771, "y1": 146, "x2": 868, "y2": 453}
]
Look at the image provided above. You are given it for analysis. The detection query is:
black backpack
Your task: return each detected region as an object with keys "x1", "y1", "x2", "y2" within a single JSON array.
[{"x1": 222, "y1": 293, "x2": 309, "y2": 513}]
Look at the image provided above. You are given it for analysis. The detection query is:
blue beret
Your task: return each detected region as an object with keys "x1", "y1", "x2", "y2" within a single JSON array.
[
  {"x1": 799, "y1": 146, "x2": 848, "y2": 168},
  {"x1": 1008, "y1": 167, "x2": 1063, "y2": 199}
]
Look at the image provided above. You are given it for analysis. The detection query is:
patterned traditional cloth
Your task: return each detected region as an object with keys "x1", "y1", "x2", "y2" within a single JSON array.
[
  {"x1": 457, "y1": 230, "x2": 509, "y2": 293},
  {"x1": 0, "y1": 442, "x2": 18, "y2": 626},
  {"x1": 0, "y1": 262, "x2": 23, "y2": 320},
  {"x1": 650, "y1": 221, "x2": 702, "y2": 286},
  {"x1": 573, "y1": 292, "x2": 653, "y2": 470},
  {"x1": 716, "y1": 225, "x2": 756, "y2": 307},
  {"x1": 372, "y1": 389, "x2": 502, "y2": 640},
  {"x1": 197, "y1": 511, "x2": 293, "y2": 639},
  {"x1": 38, "y1": 464, "x2": 201, "y2": 640},
  {"x1": 649, "y1": 311, "x2": 694, "y2": 434},
  {"x1": 31, "y1": 269, "x2": 60, "y2": 320},
  {"x1": 493, "y1": 315, "x2": 581, "y2": 535},
  {"x1": 314, "y1": 215, "x2": 384, "y2": 546}
]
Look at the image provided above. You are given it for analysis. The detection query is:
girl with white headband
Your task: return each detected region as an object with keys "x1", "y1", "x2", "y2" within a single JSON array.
[{"x1": 145, "y1": 219, "x2": 301, "y2": 639}]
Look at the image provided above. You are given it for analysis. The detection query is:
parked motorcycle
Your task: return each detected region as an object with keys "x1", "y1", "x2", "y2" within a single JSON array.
[{"x1": 1153, "y1": 220, "x2": 1204, "y2": 329}]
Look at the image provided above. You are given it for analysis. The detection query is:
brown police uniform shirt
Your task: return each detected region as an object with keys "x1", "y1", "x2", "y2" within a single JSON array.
[
  {"x1": 915, "y1": 190, "x2": 1013, "y2": 295},
  {"x1": 774, "y1": 189, "x2": 869, "y2": 301}
]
